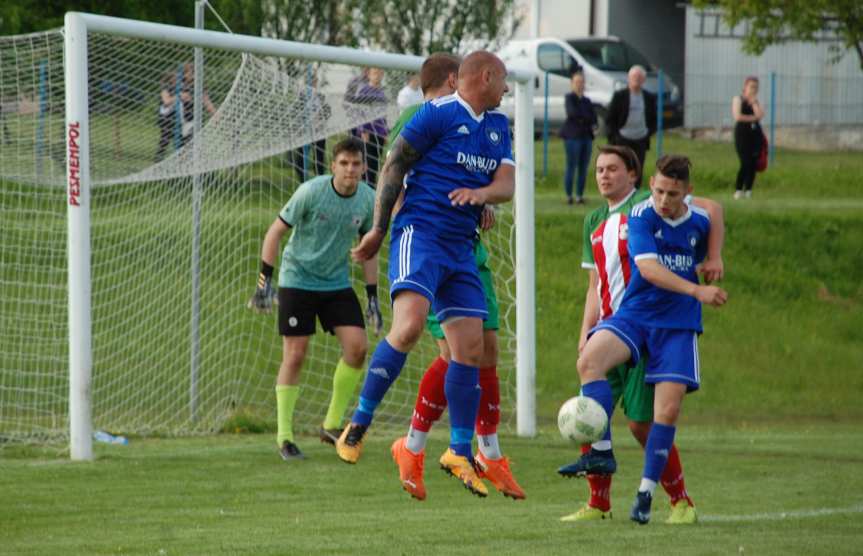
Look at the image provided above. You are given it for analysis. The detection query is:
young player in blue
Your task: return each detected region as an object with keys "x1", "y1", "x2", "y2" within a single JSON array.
[
  {"x1": 337, "y1": 51, "x2": 515, "y2": 498},
  {"x1": 575, "y1": 155, "x2": 728, "y2": 524}
]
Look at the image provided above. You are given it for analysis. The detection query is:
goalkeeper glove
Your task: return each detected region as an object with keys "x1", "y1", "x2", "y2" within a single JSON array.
[
  {"x1": 248, "y1": 261, "x2": 277, "y2": 313},
  {"x1": 365, "y1": 284, "x2": 383, "y2": 336}
]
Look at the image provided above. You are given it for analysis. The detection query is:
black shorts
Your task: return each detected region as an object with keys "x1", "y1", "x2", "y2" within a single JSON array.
[{"x1": 278, "y1": 287, "x2": 365, "y2": 336}]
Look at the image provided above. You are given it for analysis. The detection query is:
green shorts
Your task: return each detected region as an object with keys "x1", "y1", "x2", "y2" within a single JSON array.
[
  {"x1": 606, "y1": 357, "x2": 654, "y2": 422},
  {"x1": 427, "y1": 241, "x2": 498, "y2": 340}
]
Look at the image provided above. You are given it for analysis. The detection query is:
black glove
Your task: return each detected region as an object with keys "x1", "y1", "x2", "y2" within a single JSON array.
[
  {"x1": 365, "y1": 284, "x2": 383, "y2": 336},
  {"x1": 247, "y1": 262, "x2": 277, "y2": 313}
]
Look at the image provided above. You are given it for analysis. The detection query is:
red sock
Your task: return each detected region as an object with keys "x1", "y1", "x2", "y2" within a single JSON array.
[
  {"x1": 660, "y1": 443, "x2": 691, "y2": 505},
  {"x1": 410, "y1": 356, "x2": 448, "y2": 432},
  {"x1": 475, "y1": 366, "x2": 500, "y2": 435},
  {"x1": 582, "y1": 444, "x2": 612, "y2": 511}
]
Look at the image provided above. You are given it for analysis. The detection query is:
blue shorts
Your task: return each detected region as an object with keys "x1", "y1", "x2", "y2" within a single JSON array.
[
  {"x1": 388, "y1": 225, "x2": 487, "y2": 323},
  {"x1": 590, "y1": 315, "x2": 701, "y2": 392}
]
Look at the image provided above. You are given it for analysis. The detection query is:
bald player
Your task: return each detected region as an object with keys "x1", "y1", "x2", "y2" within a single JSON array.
[
  {"x1": 336, "y1": 51, "x2": 515, "y2": 498},
  {"x1": 381, "y1": 53, "x2": 526, "y2": 502}
]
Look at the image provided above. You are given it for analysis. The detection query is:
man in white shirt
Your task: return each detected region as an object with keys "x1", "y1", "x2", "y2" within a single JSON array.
[{"x1": 396, "y1": 73, "x2": 424, "y2": 110}]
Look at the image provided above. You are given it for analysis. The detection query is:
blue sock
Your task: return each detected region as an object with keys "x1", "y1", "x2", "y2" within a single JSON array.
[
  {"x1": 351, "y1": 339, "x2": 407, "y2": 427},
  {"x1": 581, "y1": 380, "x2": 614, "y2": 445},
  {"x1": 643, "y1": 422, "x2": 676, "y2": 483},
  {"x1": 444, "y1": 360, "x2": 480, "y2": 458}
]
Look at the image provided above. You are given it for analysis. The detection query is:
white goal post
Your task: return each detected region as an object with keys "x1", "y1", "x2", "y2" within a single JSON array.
[{"x1": 63, "y1": 12, "x2": 535, "y2": 460}]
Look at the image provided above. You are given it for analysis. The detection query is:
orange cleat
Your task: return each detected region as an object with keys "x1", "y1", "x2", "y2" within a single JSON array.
[
  {"x1": 391, "y1": 437, "x2": 426, "y2": 501},
  {"x1": 475, "y1": 452, "x2": 526, "y2": 500}
]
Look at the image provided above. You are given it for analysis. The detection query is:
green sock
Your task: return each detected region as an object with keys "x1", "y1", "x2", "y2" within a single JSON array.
[
  {"x1": 276, "y1": 384, "x2": 300, "y2": 445},
  {"x1": 323, "y1": 358, "x2": 364, "y2": 430}
]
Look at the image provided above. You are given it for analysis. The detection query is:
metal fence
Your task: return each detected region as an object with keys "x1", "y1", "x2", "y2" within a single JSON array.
[
  {"x1": 685, "y1": 72, "x2": 863, "y2": 130},
  {"x1": 684, "y1": 7, "x2": 863, "y2": 130}
]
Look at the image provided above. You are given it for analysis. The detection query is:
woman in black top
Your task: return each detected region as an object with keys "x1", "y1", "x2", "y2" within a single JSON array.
[
  {"x1": 732, "y1": 76, "x2": 764, "y2": 199},
  {"x1": 559, "y1": 72, "x2": 597, "y2": 204}
]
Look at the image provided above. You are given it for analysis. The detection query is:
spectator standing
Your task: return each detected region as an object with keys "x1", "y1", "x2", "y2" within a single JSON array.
[
  {"x1": 396, "y1": 74, "x2": 424, "y2": 111},
  {"x1": 731, "y1": 76, "x2": 764, "y2": 200},
  {"x1": 344, "y1": 67, "x2": 370, "y2": 105},
  {"x1": 356, "y1": 68, "x2": 389, "y2": 185},
  {"x1": 559, "y1": 72, "x2": 597, "y2": 205},
  {"x1": 293, "y1": 73, "x2": 331, "y2": 179},
  {"x1": 606, "y1": 65, "x2": 656, "y2": 187},
  {"x1": 343, "y1": 67, "x2": 370, "y2": 138},
  {"x1": 154, "y1": 71, "x2": 177, "y2": 162},
  {"x1": 179, "y1": 62, "x2": 216, "y2": 147}
]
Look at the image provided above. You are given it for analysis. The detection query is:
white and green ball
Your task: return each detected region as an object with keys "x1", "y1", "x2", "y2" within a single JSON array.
[{"x1": 557, "y1": 395, "x2": 608, "y2": 444}]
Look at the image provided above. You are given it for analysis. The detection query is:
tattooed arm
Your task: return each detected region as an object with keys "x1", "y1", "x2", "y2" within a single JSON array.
[
  {"x1": 373, "y1": 136, "x2": 421, "y2": 232},
  {"x1": 351, "y1": 136, "x2": 422, "y2": 261}
]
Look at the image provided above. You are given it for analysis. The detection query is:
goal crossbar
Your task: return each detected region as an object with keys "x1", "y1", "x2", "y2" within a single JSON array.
[{"x1": 63, "y1": 11, "x2": 536, "y2": 460}]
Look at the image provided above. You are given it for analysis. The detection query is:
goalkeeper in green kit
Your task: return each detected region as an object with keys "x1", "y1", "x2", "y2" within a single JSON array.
[{"x1": 248, "y1": 137, "x2": 382, "y2": 460}]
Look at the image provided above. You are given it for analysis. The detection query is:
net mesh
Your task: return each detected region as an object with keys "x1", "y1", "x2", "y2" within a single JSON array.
[
  {"x1": 0, "y1": 30, "x2": 68, "y2": 444},
  {"x1": 0, "y1": 28, "x2": 517, "y2": 444}
]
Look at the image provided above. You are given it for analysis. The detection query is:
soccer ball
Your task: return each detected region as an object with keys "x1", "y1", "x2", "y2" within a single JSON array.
[{"x1": 558, "y1": 396, "x2": 608, "y2": 444}]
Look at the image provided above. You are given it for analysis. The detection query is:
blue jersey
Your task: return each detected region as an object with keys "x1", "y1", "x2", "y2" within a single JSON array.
[
  {"x1": 394, "y1": 93, "x2": 515, "y2": 240},
  {"x1": 616, "y1": 197, "x2": 710, "y2": 331}
]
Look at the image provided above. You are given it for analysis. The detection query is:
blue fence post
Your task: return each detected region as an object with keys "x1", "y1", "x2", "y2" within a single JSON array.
[
  {"x1": 656, "y1": 69, "x2": 664, "y2": 160},
  {"x1": 769, "y1": 71, "x2": 776, "y2": 164},
  {"x1": 174, "y1": 64, "x2": 184, "y2": 151},
  {"x1": 542, "y1": 71, "x2": 549, "y2": 178},
  {"x1": 36, "y1": 60, "x2": 48, "y2": 176}
]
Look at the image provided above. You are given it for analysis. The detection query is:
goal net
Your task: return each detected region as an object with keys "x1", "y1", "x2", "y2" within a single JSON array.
[{"x1": 0, "y1": 17, "x2": 532, "y2": 451}]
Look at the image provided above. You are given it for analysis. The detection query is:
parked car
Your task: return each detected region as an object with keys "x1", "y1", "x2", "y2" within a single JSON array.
[{"x1": 497, "y1": 36, "x2": 683, "y2": 133}]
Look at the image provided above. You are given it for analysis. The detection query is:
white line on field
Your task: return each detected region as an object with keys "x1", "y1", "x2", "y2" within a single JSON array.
[{"x1": 700, "y1": 503, "x2": 863, "y2": 523}]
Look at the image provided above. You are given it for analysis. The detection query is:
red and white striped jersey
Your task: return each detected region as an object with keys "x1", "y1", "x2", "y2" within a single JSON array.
[
  {"x1": 592, "y1": 211, "x2": 634, "y2": 319},
  {"x1": 581, "y1": 188, "x2": 650, "y2": 320}
]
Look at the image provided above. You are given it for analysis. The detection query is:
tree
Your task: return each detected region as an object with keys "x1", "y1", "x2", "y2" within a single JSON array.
[
  {"x1": 692, "y1": 0, "x2": 863, "y2": 70},
  {"x1": 207, "y1": 0, "x2": 359, "y2": 45},
  {"x1": 358, "y1": 0, "x2": 521, "y2": 55},
  {"x1": 2, "y1": 0, "x2": 521, "y2": 57},
  {"x1": 212, "y1": 0, "x2": 521, "y2": 55},
  {"x1": 0, "y1": 1, "x2": 192, "y2": 34}
]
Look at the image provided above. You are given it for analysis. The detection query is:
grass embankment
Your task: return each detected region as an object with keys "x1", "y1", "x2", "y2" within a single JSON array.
[{"x1": 532, "y1": 135, "x2": 863, "y2": 425}]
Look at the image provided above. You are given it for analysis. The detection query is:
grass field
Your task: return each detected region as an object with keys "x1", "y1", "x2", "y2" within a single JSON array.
[
  {"x1": 2, "y1": 424, "x2": 862, "y2": 555},
  {"x1": 2, "y1": 134, "x2": 862, "y2": 553},
  {"x1": 3, "y1": 133, "x2": 860, "y2": 436}
]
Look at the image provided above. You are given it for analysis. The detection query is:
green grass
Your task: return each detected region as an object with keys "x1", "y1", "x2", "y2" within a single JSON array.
[
  {"x1": 535, "y1": 207, "x2": 863, "y2": 423},
  {"x1": 2, "y1": 135, "x2": 862, "y2": 437},
  {"x1": 532, "y1": 135, "x2": 863, "y2": 424},
  {"x1": 534, "y1": 134, "x2": 863, "y2": 201},
  {"x1": 2, "y1": 424, "x2": 862, "y2": 555},
  {"x1": 2, "y1": 135, "x2": 862, "y2": 553}
]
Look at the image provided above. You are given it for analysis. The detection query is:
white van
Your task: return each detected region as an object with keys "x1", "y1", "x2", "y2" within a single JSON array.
[{"x1": 498, "y1": 37, "x2": 682, "y2": 132}]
